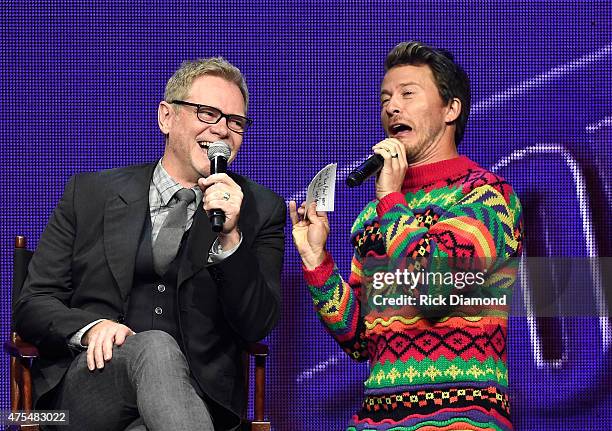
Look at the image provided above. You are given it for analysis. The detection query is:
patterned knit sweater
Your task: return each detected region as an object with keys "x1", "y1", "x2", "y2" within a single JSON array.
[{"x1": 303, "y1": 156, "x2": 523, "y2": 431}]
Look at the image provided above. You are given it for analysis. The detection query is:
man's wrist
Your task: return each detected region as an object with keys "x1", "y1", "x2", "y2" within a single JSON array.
[
  {"x1": 72, "y1": 319, "x2": 106, "y2": 348},
  {"x1": 301, "y1": 251, "x2": 327, "y2": 270},
  {"x1": 302, "y1": 251, "x2": 334, "y2": 287},
  {"x1": 218, "y1": 229, "x2": 241, "y2": 251}
]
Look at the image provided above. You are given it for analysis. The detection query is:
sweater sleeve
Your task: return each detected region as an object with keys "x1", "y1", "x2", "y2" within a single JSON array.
[{"x1": 303, "y1": 251, "x2": 369, "y2": 361}]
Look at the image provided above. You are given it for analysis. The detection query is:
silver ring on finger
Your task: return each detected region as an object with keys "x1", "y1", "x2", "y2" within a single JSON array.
[{"x1": 222, "y1": 191, "x2": 231, "y2": 201}]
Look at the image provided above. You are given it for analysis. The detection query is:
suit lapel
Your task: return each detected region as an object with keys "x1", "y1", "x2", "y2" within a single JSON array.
[
  {"x1": 232, "y1": 173, "x2": 256, "y2": 251},
  {"x1": 104, "y1": 163, "x2": 155, "y2": 300}
]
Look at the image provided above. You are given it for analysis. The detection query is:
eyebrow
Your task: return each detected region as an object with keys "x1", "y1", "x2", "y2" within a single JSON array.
[{"x1": 380, "y1": 81, "x2": 422, "y2": 96}]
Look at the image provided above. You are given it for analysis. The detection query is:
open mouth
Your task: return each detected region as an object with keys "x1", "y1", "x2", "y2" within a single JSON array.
[
  {"x1": 389, "y1": 123, "x2": 412, "y2": 135},
  {"x1": 197, "y1": 141, "x2": 214, "y2": 150}
]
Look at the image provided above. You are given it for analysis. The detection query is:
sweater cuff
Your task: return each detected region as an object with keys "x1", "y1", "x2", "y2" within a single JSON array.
[
  {"x1": 376, "y1": 192, "x2": 408, "y2": 217},
  {"x1": 302, "y1": 252, "x2": 334, "y2": 287}
]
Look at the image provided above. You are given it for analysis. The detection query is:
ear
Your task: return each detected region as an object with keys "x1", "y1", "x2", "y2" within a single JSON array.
[
  {"x1": 444, "y1": 98, "x2": 461, "y2": 124},
  {"x1": 158, "y1": 101, "x2": 174, "y2": 135}
]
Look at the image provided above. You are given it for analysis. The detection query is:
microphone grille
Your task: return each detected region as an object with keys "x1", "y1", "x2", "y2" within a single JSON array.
[{"x1": 207, "y1": 141, "x2": 231, "y2": 160}]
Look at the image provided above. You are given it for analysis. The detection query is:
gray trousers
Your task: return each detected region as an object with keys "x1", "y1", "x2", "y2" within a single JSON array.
[{"x1": 51, "y1": 330, "x2": 214, "y2": 431}]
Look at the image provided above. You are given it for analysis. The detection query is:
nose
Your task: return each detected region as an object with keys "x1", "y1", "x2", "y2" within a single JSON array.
[
  {"x1": 209, "y1": 117, "x2": 230, "y2": 138},
  {"x1": 384, "y1": 94, "x2": 402, "y2": 116}
]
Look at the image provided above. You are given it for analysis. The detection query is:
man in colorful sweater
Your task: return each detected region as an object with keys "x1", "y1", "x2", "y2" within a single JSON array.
[{"x1": 289, "y1": 41, "x2": 523, "y2": 430}]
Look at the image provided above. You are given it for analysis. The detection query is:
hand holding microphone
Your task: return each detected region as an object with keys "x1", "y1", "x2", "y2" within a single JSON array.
[
  {"x1": 199, "y1": 141, "x2": 243, "y2": 246},
  {"x1": 346, "y1": 138, "x2": 407, "y2": 200},
  {"x1": 206, "y1": 141, "x2": 231, "y2": 232}
]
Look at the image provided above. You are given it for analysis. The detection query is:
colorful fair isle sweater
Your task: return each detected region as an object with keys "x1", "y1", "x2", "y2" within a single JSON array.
[{"x1": 303, "y1": 156, "x2": 523, "y2": 431}]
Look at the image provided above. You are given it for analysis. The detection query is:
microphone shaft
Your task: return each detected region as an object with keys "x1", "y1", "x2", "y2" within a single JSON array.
[
  {"x1": 210, "y1": 156, "x2": 227, "y2": 176},
  {"x1": 210, "y1": 156, "x2": 228, "y2": 232},
  {"x1": 346, "y1": 154, "x2": 384, "y2": 187}
]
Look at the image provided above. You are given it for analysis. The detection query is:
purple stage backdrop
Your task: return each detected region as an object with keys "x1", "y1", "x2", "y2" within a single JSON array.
[{"x1": 2, "y1": 1, "x2": 611, "y2": 430}]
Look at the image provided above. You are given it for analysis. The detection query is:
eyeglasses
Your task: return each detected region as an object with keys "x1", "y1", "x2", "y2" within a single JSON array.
[{"x1": 170, "y1": 100, "x2": 253, "y2": 134}]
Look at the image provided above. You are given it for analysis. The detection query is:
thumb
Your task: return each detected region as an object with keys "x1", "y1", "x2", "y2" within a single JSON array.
[{"x1": 306, "y1": 202, "x2": 321, "y2": 223}]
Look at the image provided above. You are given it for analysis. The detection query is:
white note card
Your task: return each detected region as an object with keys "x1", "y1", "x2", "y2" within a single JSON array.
[{"x1": 305, "y1": 163, "x2": 337, "y2": 212}]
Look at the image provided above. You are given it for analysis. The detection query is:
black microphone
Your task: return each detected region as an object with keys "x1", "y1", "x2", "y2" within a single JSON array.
[
  {"x1": 207, "y1": 141, "x2": 231, "y2": 232},
  {"x1": 346, "y1": 154, "x2": 384, "y2": 187}
]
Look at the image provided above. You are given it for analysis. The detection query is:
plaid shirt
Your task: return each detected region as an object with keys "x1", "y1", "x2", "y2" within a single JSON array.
[
  {"x1": 150, "y1": 159, "x2": 242, "y2": 260},
  {"x1": 149, "y1": 160, "x2": 203, "y2": 244}
]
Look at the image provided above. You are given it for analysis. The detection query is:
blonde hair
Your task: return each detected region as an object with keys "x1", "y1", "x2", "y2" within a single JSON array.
[{"x1": 164, "y1": 57, "x2": 249, "y2": 110}]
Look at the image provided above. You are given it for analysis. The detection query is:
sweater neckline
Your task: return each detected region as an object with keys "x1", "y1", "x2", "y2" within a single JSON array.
[{"x1": 402, "y1": 156, "x2": 478, "y2": 191}]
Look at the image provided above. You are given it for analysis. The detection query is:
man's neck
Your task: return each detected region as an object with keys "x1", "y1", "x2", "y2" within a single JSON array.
[
  {"x1": 409, "y1": 140, "x2": 459, "y2": 168},
  {"x1": 160, "y1": 157, "x2": 198, "y2": 188}
]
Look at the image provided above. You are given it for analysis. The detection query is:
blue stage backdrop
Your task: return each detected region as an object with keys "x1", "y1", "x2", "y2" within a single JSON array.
[{"x1": 1, "y1": 1, "x2": 611, "y2": 429}]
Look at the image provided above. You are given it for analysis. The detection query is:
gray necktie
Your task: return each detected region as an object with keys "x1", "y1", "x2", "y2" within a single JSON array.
[{"x1": 153, "y1": 188, "x2": 196, "y2": 275}]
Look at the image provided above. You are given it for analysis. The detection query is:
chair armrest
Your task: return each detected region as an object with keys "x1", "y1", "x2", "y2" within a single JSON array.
[
  {"x1": 4, "y1": 337, "x2": 39, "y2": 359},
  {"x1": 243, "y1": 342, "x2": 269, "y2": 427}
]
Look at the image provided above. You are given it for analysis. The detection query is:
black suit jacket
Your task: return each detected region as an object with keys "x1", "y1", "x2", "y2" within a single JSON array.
[{"x1": 14, "y1": 162, "x2": 285, "y2": 430}]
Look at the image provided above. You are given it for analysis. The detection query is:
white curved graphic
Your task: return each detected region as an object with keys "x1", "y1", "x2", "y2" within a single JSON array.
[{"x1": 491, "y1": 144, "x2": 610, "y2": 367}]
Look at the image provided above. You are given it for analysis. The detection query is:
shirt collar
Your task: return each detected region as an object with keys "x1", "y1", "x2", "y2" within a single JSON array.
[{"x1": 153, "y1": 159, "x2": 203, "y2": 206}]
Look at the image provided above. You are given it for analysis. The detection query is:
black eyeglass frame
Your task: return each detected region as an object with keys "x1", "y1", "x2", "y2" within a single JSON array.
[{"x1": 170, "y1": 100, "x2": 253, "y2": 133}]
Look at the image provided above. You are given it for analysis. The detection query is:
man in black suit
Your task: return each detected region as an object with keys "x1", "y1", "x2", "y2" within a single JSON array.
[{"x1": 15, "y1": 57, "x2": 285, "y2": 431}]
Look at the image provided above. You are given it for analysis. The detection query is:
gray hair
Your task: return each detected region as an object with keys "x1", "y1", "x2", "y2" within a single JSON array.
[{"x1": 164, "y1": 57, "x2": 249, "y2": 110}]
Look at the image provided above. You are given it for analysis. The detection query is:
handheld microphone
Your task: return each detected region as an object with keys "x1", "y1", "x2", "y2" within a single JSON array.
[
  {"x1": 207, "y1": 141, "x2": 231, "y2": 232},
  {"x1": 346, "y1": 154, "x2": 384, "y2": 187}
]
